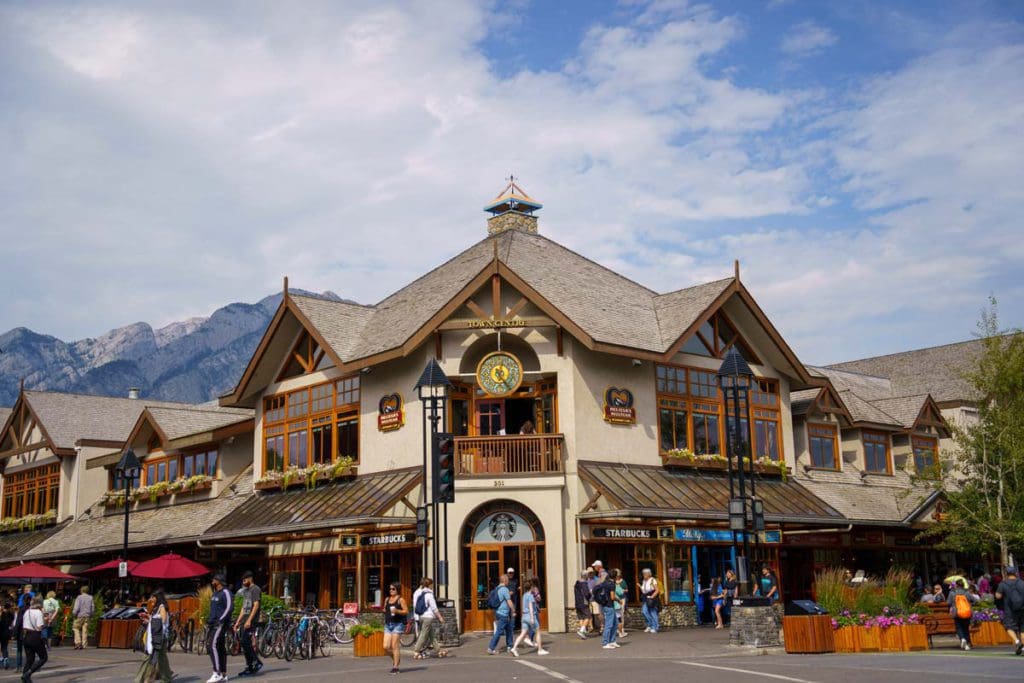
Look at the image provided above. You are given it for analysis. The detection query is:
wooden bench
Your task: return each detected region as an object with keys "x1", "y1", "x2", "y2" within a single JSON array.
[{"x1": 923, "y1": 602, "x2": 978, "y2": 647}]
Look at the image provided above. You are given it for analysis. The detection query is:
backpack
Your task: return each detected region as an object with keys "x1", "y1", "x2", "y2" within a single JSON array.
[
  {"x1": 592, "y1": 581, "x2": 611, "y2": 607},
  {"x1": 1004, "y1": 579, "x2": 1024, "y2": 612},
  {"x1": 414, "y1": 591, "x2": 429, "y2": 616},
  {"x1": 954, "y1": 592, "x2": 972, "y2": 619},
  {"x1": 487, "y1": 587, "x2": 503, "y2": 610}
]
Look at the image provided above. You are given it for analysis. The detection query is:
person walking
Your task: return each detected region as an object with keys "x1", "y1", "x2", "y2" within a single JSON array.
[
  {"x1": 71, "y1": 587, "x2": 93, "y2": 650},
  {"x1": 382, "y1": 582, "x2": 409, "y2": 675},
  {"x1": 135, "y1": 589, "x2": 173, "y2": 683},
  {"x1": 593, "y1": 570, "x2": 619, "y2": 650},
  {"x1": 486, "y1": 573, "x2": 515, "y2": 655},
  {"x1": 639, "y1": 568, "x2": 661, "y2": 634},
  {"x1": 40, "y1": 593, "x2": 59, "y2": 650},
  {"x1": 234, "y1": 571, "x2": 263, "y2": 677},
  {"x1": 588, "y1": 564, "x2": 603, "y2": 634},
  {"x1": 947, "y1": 579, "x2": 978, "y2": 650},
  {"x1": 412, "y1": 578, "x2": 448, "y2": 660},
  {"x1": 995, "y1": 566, "x2": 1024, "y2": 655},
  {"x1": 205, "y1": 574, "x2": 232, "y2": 683},
  {"x1": 710, "y1": 578, "x2": 725, "y2": 629},
  {"x1": 511, "y1": 579, "x2": 549, "y2": 657},
  {"x1": 613, "y1": 570, "x2": 628, "y2": 638},
  {"x1": 0, "y1": 601, "x2": 12, "y2": 669},
  {"x1": 573, "y1": 571, "x2": 592, "y2": 639},
  {"x1": 723, "y1": 569, "x2": 738, "y2": 626},
  {"x1": 20, "y1": 596, "x2": 47, "y2": 683}
]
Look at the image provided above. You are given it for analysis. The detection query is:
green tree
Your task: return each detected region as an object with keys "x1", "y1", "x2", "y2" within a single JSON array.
[{"x1": 924, "y1": 299, "x2": 1024, "y2": 567}]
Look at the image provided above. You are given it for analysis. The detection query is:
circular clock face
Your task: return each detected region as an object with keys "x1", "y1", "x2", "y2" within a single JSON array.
[{"x1": 476, "y1": 351, "x2": 524, "y2": 397}]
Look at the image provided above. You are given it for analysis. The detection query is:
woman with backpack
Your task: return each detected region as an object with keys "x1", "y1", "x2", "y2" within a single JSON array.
[
  {"x1": 134, "y1": 589, "x2": 173, "y2": 683},
  {"x1": 948, "y1": 578, "x2": 979, "y2": 650},
  {"x1": 510, "y1": 579, "x2": 549, "y2": 657}
]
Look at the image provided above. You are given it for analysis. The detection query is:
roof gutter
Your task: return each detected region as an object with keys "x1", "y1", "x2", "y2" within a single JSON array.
[
  {"x1": 785, "y1": 524, "x2": 853, "y2": 536},
  {"x1": 575, "y1": 509, "x2": 846, "y2": 526},
  {"x1": 196, "y1": 539, "x2": 266, "y2": 550}
]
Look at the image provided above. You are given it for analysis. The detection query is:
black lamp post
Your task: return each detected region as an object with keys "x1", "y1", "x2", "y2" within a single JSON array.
[
  {"x1": 717, "y1": 347, "x2": 755, "y2": 595},
  {"x1": 414, "y1": 359, "x2": 452, "y2": 596},
  {"x1": 114, "y1": 448, "x2": 141, "y2": 601}
]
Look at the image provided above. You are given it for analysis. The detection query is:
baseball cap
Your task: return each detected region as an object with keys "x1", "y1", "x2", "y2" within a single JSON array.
[
  {"x1": 212, "y1": 573, "x2": 226, "y2": 584},
  {"x1": 1007, "y1": 566, "x2": 1019, "y2": 576},
  {"x1": 592, "y1": 560, "x2": 603, "y2": 568},
  {"x1": 507, "y1": 568, "x2": 515, "y2": 573}
]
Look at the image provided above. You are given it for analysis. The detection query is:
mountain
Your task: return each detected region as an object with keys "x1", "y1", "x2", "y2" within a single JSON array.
[{"x1": 0, "y1": 290, "x2": 345, "y2": 406}]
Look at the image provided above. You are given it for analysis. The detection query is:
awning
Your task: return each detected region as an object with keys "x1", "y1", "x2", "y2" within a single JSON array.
[
  {"x1": 578, "y1": 460, "x2": 845, "y2": 525},
  {"x1": 204, "y1": 467, "x2": 421, "y2": 540}
]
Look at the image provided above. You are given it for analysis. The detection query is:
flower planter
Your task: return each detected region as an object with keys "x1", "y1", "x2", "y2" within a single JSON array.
[
  {"x1": 857, "y1": 626, "x2": 881, "y2": 652},
  {"x1": 833, "y1": 626, "x2": 860, "y2": 653},
  {"x1": 353, "y1": 631, "x2": 385, "y2": 657},
  {"x1": 254, "y1": 479, "x2": 282, "y2": 491},
  {"x1": 256, "y1": 466, "x2": 358, "y2": 493},
  {"x1": 783, "y1": 615, "x2": 835, "y2": 653},
  {"x1": 973, "y1": 621, "x2": 1012, "y2": 647},
  {"x1": 899, "y1": 624, "x2": 928, "y2": 651},
  {"x1": 663, "y1": 457, "x2": 786, "y2": 476}
]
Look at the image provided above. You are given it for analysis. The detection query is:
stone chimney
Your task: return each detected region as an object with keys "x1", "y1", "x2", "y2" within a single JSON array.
[
  {"x1": 484, "y1": 177, "x2": 542, "y2": 235},
  {"x1": 128, "y1": 387, "x2": 140, "y2": 400}
]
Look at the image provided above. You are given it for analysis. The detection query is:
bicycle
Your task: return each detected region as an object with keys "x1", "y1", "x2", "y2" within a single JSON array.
[{"x1": 329, "y1": 603, "x2": 360, "y2": 644}]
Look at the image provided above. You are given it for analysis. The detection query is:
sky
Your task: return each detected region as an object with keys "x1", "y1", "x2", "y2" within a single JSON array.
[{"x1": 1, "y1": 0, "x2": 1022, "y2": 365}]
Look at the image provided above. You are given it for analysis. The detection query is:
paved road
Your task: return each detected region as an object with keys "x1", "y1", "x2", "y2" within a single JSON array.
[{"x1": 5, "y1": 630, "x2": 1024, "y2": 682}]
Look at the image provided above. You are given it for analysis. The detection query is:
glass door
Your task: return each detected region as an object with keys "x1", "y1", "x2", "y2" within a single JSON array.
[
  {"x1": 465, "y1": 545, "x2": 502, "y2": 631},
  {"x1": 476, "y1": 400, "x2": 505, "y2": 435}
]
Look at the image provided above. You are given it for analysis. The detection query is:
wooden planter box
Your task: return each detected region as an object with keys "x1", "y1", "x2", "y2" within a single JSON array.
[
  {"x1": 663, "y1": 458, "x2": 786, "y2": 476},
  {"x1": 255, "y1": 468, "x2": 357, "y2": 492},
  {"x1": 879, "y1": 625, "x2": 926, "y2": 652},
  {"x1": 834, "y1": 626, "x2": 882, "y2": 653},
  {"x1": 783, "y1": 615, "x2": 835, "y2": 653},
  {"x1": 972, "y1": 621, "x2": 1013, "y2": 647},
  {"x1": 353, "y1": 631, "x2": 386, "y2": 657}
]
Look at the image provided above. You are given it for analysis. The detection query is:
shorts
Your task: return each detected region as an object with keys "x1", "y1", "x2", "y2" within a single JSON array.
[
  {"x1": 575, "y1": 607, "x2": 590, "y2": 619},
  {"x1": 384, "y1": 622, "x2": 406, "y2": 634},
  {"x1": 522, "y1": 620, "x2": 537, "y2": 637},
  {"x1": 590, "y1": 602, "x2": 601, "y2": 615},
  {"x1": 1004, "y1": 609, "x2": 1023, "y2": 632}
]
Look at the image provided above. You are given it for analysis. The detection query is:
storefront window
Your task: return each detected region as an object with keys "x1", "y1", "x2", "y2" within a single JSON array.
[
  {"x1": 262, "y1": 376, "x2": 361, "y2": 472},
  {"x1": 364, "y1": 551, "x2": 402, "y2": 607},
  {"x1": 667, "y1": 545, "x2": 693, "y2": 603},
  {"x1": 270, "y1": 558, "x2": 304, "y2": 605}
]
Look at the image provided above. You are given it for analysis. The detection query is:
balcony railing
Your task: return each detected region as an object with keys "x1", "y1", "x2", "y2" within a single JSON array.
[{"x1": 455, "y1": 435, "x2": 564, "y2": 476}]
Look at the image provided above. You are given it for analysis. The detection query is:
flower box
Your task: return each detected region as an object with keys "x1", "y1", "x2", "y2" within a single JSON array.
[
  {"x1": 662, "y1": 455, "x2": 786, "y2": 476},
  {"x1": 352, "y1": 630, "x2": 385, "y2": 657},
  {"x1": 255, "y1": 464, "x2": 358, "y2": 493},
  {"x1": 973, "y1": 621, "x2": 1012, "y2": 647},
  {"x1": 878, "y1": 624, "x2": 926, "y2": 652},
  {"x1": 833, "y1": 626, "x2": 860, "y2": 653},
  {"x1": 858, "y1": 626, "x2": 881, "y2": 652}
]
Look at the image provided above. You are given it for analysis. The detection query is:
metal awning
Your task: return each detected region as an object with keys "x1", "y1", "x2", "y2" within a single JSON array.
[
  {"x1": 205, "y1": 467, "x2": 421, "y2": 539},
  {"x1": 578, "y1": 460, "x2": 845, "y2": 525}
]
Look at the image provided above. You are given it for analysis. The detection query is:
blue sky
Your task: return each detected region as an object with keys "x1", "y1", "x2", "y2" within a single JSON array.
[{"x1": 0, "y1": 0, "x2": 1022, "y2": 365}]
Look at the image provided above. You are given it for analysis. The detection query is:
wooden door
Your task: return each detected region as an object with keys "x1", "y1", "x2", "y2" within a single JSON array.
[
  {"x1": 465, "y1": 545, "x2": 502, "y2": 631},
  {"x1": 476, "y1": 400, "x2": 505, "y2": 435}
]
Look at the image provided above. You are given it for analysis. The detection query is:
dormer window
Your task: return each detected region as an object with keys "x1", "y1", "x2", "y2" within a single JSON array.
[
  {"x1": 808, "y1": 424, "x2": 839, "y2": 470},
  {"x1": 679, "y1": 311, "x2": 759, "y2": 363},
  {"x1": 278, "y1": 331, "x2": 334, "y2": 381},
  {"x1": 912, "y1": 436, "x2": 938, "y2": 474},
  {"x1": 863, "y1": 431, "x2": 891, "y2": 474}
]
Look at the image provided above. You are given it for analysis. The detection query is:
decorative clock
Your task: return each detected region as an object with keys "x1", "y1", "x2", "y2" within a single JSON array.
[{"x1": 476, "y1": 351, "x2": 524, "y2": 397}]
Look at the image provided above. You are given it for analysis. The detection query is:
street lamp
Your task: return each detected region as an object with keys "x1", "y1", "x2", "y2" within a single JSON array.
[
  {"x1": 717, "y1": 347, "x2": 755, "y2": 595},
  {"x1": 115, "y1": 448, "x2": 141, "y2": 601},
  {"x1": 414, "y1": 359, "x2": 452, "y2": 596}
]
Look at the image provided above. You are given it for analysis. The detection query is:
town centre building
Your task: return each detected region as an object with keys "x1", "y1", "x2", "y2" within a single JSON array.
[{"x1": 0, "y1": 181, "x2": 970, "y2": 632}]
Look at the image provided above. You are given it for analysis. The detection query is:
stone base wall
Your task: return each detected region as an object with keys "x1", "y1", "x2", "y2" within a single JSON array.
[
  {"x1": 487, "y1": 212, "x2": 538, "y2": 235},
  {"x1": 563, "y1": 604, "x2": 697, "y2": 633},
  {"x1": 728, "y1": 604, "x2": 782, "y2": 648}
]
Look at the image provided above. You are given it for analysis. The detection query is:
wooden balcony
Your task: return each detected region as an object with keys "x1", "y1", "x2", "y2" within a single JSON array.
[{"x1": 455, "y1": 434, "x2": 564, "y2": 476}]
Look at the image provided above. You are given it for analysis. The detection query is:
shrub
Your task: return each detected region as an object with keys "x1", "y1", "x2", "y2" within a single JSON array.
[
  {"x1": 349, "y1": 623, "x2": 384, "y2": 637},
  {"x1": 814, "y1": 567, "x2": 846, "y2": 616}
]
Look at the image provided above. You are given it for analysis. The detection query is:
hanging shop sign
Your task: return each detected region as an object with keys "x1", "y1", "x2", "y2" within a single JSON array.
[
  {"x1": 360, "y1": 531, "x2": 417, "y2": 547},
  {"x1": 377, "y1": 393, "x2": 405, "y2": 432},
  {"x1": 602, "y1": 387, "x2": 636, "y2": 425},
  {"x1": 657, "y1": 525, "x2": 676, "y2": 540},
  {"x1": 340, "y1": 535, "x2": 359, "y2": 548},
  {"x1": 674, "y1": 527, "x2": 782, "y2": 544},
  {"x1": 476, "y1": 351, "x2": 524, "y2": 397}
]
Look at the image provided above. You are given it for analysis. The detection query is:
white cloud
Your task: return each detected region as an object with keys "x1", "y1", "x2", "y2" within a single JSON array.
[{"x1": 780, "y1": 21, "x2": 838, "y2": 57}]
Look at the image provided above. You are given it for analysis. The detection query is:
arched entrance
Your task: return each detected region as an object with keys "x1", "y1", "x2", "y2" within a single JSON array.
[{"x1": 461, "y1": 501, "x2": 546, "y2": 631}]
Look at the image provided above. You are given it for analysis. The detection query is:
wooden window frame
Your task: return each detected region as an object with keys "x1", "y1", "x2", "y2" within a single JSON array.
[
  {"x1": 262, "y1": 375, "x2": 361, "y2": 474},
  {"x1": 680, "y1": 310, "x2": 763, "y2": 364},
  {"x1": 2, "y1": 463, "x2": 60, "y2": 519},
  {"x1": 807, "y1": 423, "x2": 839, "y2": 470},
  {"x1": 277, "y1": 331, "x2": 331, "y2": 381},
  {"x1": 655, "y1": 363, "x2": 784, "y2": 463},
  {"x1": 912, "y1": 435, "x2": 939, "y2": 475},
  {"x1": 862, "y1": 430, "x2": 892, "y2": 474}
]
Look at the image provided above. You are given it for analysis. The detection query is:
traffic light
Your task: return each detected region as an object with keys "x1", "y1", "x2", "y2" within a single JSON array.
[{"x1": 433, "y1": 432, "x2": 455, "y2": 503}]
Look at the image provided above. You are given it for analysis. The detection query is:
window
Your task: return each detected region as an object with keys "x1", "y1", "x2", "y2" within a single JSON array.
[
  {"x1": 913, "y1": 436, "x2": 938, "y2": 474},
  {"x1": 666, "y1": 545, "x2": 693, "y2": 603},
  {"x1": 808, "y1": 424, "x2": 838, "y2": 470},
  {"x1": 262, "y1": 376, "x2": 361, "y2": 472},
  {"x1": 364, "y1": 550, "x2": 402, "y2": 607},
  {"x1": 182, "y1": 450, "x2": 218, "y2": 479},
  {"x1": 144, "y1": 450, "x2": 217, "y2": 485},
  {"x1": 863, "y1": 431, "x2": 890, "y2": 473},
  {"x1": 677, "y1": 311, "x2": 760, "y2": 363},
  {"x1": 144, "y1": 454, "x2": 179, "y2": 485},
  {"x1": 278, "y1": 331, "x2": 334, "y2": 380},
  {"x1": 2, "y1": 463, "x2": 59, "y2": 519},
  {"x1": 656, "y1": 363, "x2": 783, "y2": 462}
]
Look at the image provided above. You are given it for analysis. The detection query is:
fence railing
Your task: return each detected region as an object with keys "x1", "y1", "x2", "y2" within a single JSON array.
[{"x1": 454, "y1": 435, "x2": 564, "y2": 475}]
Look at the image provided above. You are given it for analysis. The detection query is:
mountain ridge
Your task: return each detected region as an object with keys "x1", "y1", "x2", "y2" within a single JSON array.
[{"x1": 0, "y1": 290, "x2": 345, "y2": 406}]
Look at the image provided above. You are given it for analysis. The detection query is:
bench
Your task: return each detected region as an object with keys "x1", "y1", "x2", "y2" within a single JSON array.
[{"x1": 923, "y1": 602, "x2": 978, "y2": 647}]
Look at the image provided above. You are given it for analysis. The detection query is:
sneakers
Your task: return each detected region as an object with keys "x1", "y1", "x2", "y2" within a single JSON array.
[
  {"x1": 620, "y1": 631, "x2": 628, "y2": 638},
  {"x1": 389, "y1": 667, "x2": 400, "y2": 675},
  {"x1": 960, "y1": 638, "x2": 967, "y2": 650},
  {"x1": 524, "y1": 638, "x2": 535, "y2": 647},
  {"x1": 487, "y1": 649, "x2": 497, "y2": 655},
  {"x1": 537, "y1": 649, "x2": 549, "y2": 655},
  {"x1": 602, "y1": 644, "x2": 616, "y2": 649},
  {"x1": 577, "y1": 628, "x2": 587, "y2": 640},
  {"x1": 207, "y1": 674, "x2": 223, "y2": 683},
  {"x1": 644, "y1": 627, "x2": 652, "y2": 633},
  {"x1": 964, "y1": 643, "x2": 971, "y2": 651},
  {"x1": 510, "y1": 647, "x2": 519, "y2": 657},
  {"x1": 1016, "y1": 640, "x2": 1023, "y2": 656}
]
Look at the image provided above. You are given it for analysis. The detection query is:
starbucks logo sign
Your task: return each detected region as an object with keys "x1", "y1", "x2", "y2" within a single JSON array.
[{"x1": 489, "y1": 513, "x2": 517, "y2": 542}]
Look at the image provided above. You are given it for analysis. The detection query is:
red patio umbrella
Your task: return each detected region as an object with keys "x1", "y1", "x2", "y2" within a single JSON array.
[
  {"x1": 0, "y1": 561, "x2": 77, "y2": 582},
  {"x1": 81, "y1": 558, "x2": 139, "y2": 574},
  {"x1": 131, "y1": 553, "x2": 209, "y2": 580}
]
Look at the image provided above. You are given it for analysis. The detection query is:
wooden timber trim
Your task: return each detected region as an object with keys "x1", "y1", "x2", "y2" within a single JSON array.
[
  {"x1": 0, "y1": 393, "x2": 63, "y2": 458},
  {"x1": 124, "y1": 409, "x2": 170, "y2": 452},
  {"x1": 168, "y1": 417, "x2": 255, "y2": 451},
  {"x1": 0, "y1": 441, "x2": 50, "y2": 459},
  {"x1": 663, "y1": 280, "x2": 738, "y2": 360},
  {"x1": 734, "y1": 282, "x2": 814, "y2": 385},
  {"x1": 911, "y1": 395, "x2": 951, "y2": 438},
  {"x1": 809, "y1": 383, "x2": 854, "y2": 425}
]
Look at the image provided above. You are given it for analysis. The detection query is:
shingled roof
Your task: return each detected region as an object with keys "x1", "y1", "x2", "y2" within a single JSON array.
[
  {"x1": 825, "y1": 337, "x2": 987, "y2": 404},
  {"x1": 22, "y1": 391, "x2": 194, "y2": 450},
  {"x1": 144, "y1": 406, "x2": 253, "y2": 442}
]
